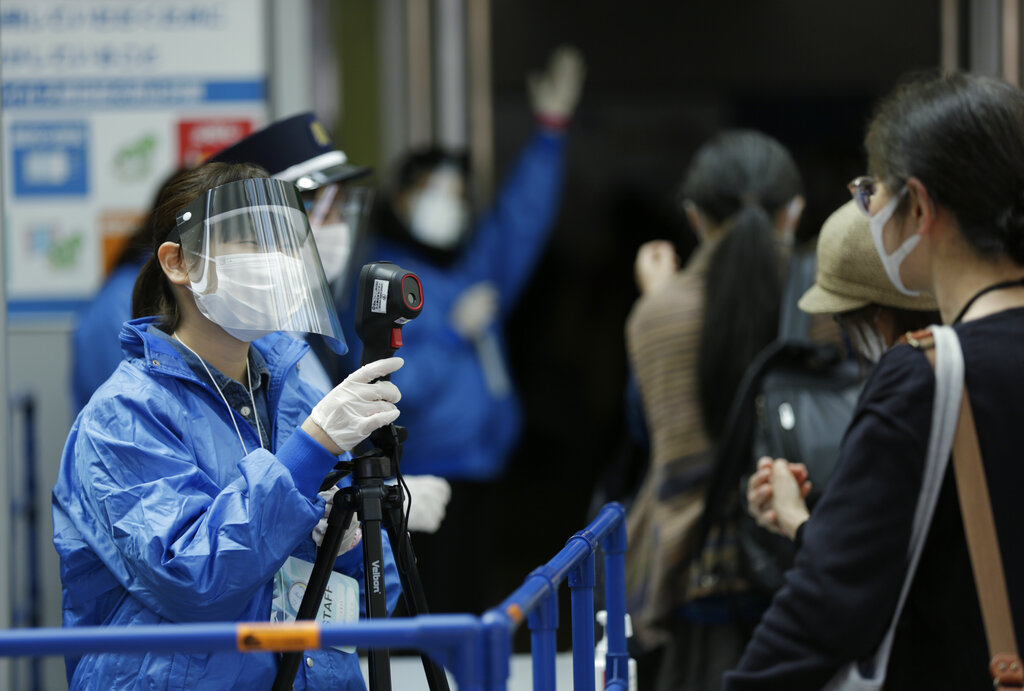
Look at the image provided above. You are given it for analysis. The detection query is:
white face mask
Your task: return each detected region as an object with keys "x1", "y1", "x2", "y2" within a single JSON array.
[
  {"x1": 192, "y1": 252, "x2": 307, "y2": 341},
  {"x1": 311, "y1": 221, "x2": 352, "y2": 284},
  {"x1": 408, "y1": 182, "x2": 468, "y2": 250},
  {"x1": 869, "y1": 188, "x2": 920, "y2": 296},
  {"x1": 848, "y1": 322, "x2": 888, "y2": 363}
]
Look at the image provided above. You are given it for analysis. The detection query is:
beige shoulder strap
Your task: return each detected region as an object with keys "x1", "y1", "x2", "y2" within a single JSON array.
[{"x1": 922, "y1": 346, "x2": 1022, "y2": 687}]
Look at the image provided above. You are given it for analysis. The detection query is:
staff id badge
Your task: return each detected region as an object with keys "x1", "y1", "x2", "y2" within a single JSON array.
[{"x1": 271, "y1": 556, "x2": 360, "y2": 653}]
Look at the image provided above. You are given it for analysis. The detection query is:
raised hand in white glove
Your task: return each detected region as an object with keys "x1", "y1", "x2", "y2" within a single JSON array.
[
  {"x1": 308, "y1": 357, "x2": 404, "y2": 454},
  {"x1": 527, "y1": 45, "x2": 586, "y2": 125},
  {"x1": 450, "y1": 282, "x2": 499, "y2": 339},
  {"x1": 312, "y1": 485, "x2": 363, "y2": 556},
  {"x1": 400, "y1": 475, "x2": 452, "y2": 533}
]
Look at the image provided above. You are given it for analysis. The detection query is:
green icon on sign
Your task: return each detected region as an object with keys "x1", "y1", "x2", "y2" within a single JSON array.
[{"x1": 114, "y1": 134, "x2": 157, "y2": 181}]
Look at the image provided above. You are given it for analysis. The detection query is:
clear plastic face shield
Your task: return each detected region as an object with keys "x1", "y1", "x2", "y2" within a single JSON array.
[{"x1": 171, "y1": 177, "x2": 348, "y2": 354}]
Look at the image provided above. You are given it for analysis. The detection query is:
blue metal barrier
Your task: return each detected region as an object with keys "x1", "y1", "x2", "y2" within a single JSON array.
[
  {"x1": 487, "y1": 502, "x2": 629, "y2": 691},
  {"x1": 0, "y1": 502, "x2": 628, "y2": 690}
]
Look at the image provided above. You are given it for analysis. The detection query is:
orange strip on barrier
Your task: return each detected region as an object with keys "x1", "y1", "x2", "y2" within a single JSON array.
[
  {"x1": 505, "y1": 604, "x2": 524, "y2": 624},
  {"x1": 236, "y1": 622, "x2": 321, "y2": 652}
]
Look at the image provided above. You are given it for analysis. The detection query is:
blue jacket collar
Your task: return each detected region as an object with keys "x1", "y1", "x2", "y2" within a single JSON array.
[{"x1": 119, "y1": 317, "x2": 309, "y2": 385}]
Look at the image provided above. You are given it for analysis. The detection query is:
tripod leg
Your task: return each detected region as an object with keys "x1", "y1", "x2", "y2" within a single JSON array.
[
  {"x1": 383, "y1": 494, "x2": 452, "y2": 691},
  {"x1": 271, "y1": 499, "x2": 356, "y2": 691},
  {"x1": 359, "y1": 485, "x2": 393, "y2": 691}
]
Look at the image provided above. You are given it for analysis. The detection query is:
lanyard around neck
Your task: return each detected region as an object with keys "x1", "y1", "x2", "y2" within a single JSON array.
[
  {"x1": 952, "y1": 277, "x2": 1024, "y2": 325},
  {"x1": 172, "y1": 333, "x2": 265, "y2": 454}
]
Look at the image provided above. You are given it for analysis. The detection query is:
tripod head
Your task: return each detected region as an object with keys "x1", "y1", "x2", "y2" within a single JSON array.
[
  {"x1": 355, "y1": 261, "x2": 423, "y2": 373},
  {"x1": 319, "y1": 425, "x2": 408, "y2": 492}
]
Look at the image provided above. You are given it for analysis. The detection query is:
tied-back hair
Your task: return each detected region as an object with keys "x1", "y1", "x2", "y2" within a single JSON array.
[
  {"x1": 681, "y1": 130, "x2": 803, "y2": 441},
  {"x1": 866, "y1": 69, "x2": 1024, "y2": 265},
  {"x1": 131, "y1": 162, "x2": 269, "y2": 332}
]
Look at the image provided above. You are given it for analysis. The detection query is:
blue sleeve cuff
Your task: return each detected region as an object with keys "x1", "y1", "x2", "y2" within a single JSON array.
[{"x1": 277, "y1": 427, "x2": 337, "y2": 497}]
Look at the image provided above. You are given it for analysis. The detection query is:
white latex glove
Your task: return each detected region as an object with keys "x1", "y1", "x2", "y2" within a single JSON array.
[
  {"x1": 312, "y1": 485, "x2": 363, "y2": 556},
  {"x1": 400, "y1": 475, "x2": 452, "y2": 533},
  {"x1": 310, "y1": 357, "x2": 404, "y2": 453},
  {"x1": 527, "y1": 45, "x2": 586, "y2": 124},
  {"x1": 450, "y1": 282, "x2": 499, "y2": 339}
]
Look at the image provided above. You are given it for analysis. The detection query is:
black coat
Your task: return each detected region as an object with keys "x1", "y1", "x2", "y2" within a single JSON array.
[{"x1": 724, "y1": 309, "x2": 1024, "y2": 690}]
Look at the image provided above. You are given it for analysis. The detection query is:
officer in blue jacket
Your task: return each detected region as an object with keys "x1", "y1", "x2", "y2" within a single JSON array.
[
  {"x1": 53, "y1": 162, "x2": 404, "y2": 690},
  {"x1": 334, "y1": 46, "x2": 585, "y2": 613},
  {"x1": 340, "y1": 46, "x2": 584, "y2": 483}
]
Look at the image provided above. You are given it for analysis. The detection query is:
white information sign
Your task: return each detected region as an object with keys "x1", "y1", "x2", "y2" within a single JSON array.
[{"x1": 1, "y1": 1, "x2": 269, "y2": 307}]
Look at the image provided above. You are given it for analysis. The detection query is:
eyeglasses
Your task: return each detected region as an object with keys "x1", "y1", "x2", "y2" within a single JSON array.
[{"x1": 847, "y1": 176, "x2": 876, "y2": 217}]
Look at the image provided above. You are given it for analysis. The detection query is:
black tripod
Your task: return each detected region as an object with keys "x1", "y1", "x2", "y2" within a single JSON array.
[{"x1": 271, "y1": 424, "x2": 450, "y2": 691}]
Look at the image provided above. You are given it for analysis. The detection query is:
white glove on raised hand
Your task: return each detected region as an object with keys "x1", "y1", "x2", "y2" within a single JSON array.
[
  {"x1": 400, "y1": 475, "x2": 452, "y2": 533},
  {"x1": 528, "y1": 45, "x2": 586, "y2": 124},
  {"x1": 450, "y1": 282, "x2": 499, "y2": 339},
  {"x1": 312, "y1": 485, "x2": 363, "y2": 556},
  {"x1": 310, "y1": 357, "x2": 404, "y2": 453}
]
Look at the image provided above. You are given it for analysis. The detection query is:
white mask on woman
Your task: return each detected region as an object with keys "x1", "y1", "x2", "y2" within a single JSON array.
[
  {"x1": 869, "y1": 188, "x2": 921, "y2": 296},
  {"x1": 192, "y1": 252, "x2": 308, "y2": 341}
]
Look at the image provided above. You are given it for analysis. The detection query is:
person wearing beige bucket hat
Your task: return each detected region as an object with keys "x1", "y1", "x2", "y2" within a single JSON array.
[
  {"x1": 746, "y1": 198, "x2": 940, "y2": 549},
  {"x1": 729, "y1": 70, "x2": 1024, "y2": 691},
  {"x1": 797, "y1": 198, "x2": 939, "y2": 362}
]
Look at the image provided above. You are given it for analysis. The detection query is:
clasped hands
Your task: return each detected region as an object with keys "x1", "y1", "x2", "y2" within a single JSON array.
[{"x1": 746, "y1": 456, "x2": 813, "y2": 541}]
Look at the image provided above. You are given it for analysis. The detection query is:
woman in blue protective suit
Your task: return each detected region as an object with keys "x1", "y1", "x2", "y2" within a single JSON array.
[{"x1": 53, "y1": 162, "x2": 404, "y2": 690}]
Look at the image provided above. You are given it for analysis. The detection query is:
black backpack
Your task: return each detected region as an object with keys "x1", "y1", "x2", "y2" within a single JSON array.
[{"x1": 694, "y1": 249, "x2": 864, "y2": 594}]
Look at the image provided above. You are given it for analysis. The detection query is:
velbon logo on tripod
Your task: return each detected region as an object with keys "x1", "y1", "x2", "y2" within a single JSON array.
[{"x1": 371, "y1": 559, "x2": 383, "y2": 595}]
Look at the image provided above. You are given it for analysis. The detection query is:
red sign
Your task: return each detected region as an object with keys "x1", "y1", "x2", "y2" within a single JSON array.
[{"x1": 177, "y1": 118, "x2": 254, "y2": 168}]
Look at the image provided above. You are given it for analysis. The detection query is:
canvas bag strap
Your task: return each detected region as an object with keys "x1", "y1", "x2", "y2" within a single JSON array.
[
  {"x1": 821, "y1": 325, "x2": 963, "y2": 691},
  {"x1": 922, "y1": 330, "x2": 1022, "y2": 688},
  {"x1": 874, "y1": 325, "x2": 962, "y2": 663}
]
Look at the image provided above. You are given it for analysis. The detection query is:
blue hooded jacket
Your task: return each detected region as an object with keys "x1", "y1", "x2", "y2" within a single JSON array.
[
  {"x1": 53, "y1": 318, "x2": 401, "y2": 690},
  {"x1": 338, "y1": 130, "x2": 567, "y2": 481}
]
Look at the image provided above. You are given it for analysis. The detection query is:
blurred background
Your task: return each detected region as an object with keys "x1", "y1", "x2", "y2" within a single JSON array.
[{"x1": 0, "y1": 0, "x2": 1016, "y2": 688}]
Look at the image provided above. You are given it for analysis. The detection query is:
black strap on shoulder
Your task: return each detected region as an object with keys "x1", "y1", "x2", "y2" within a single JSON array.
[{"x1": 778, "y1": 249, "x2": 817, "y2": 340}]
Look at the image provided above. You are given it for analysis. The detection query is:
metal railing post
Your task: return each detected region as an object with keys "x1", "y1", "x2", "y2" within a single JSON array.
[
  {"x1": 527, "y1": 585, "x2": 558, "y2": 691},
  {"x1": 570, "y1": 550, "x2": 597, "y2": 691},
  {"x1": 481, "y1": 609, "x2": 513, "y2": 691},
  {"x1": 602, "y1": 506, "x2": 629, "y2": 690}
]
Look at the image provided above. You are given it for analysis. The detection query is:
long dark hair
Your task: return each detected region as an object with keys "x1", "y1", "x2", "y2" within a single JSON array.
[
  {"x1": 682, "y1": 130, "x2": 803, "y2": 441},
  {"x1": 131, "y1": 162, "x2": 269, "y2": 331},
  {"x1": 866, "y1": 70, "x2": 1024, "y2": 265}
]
